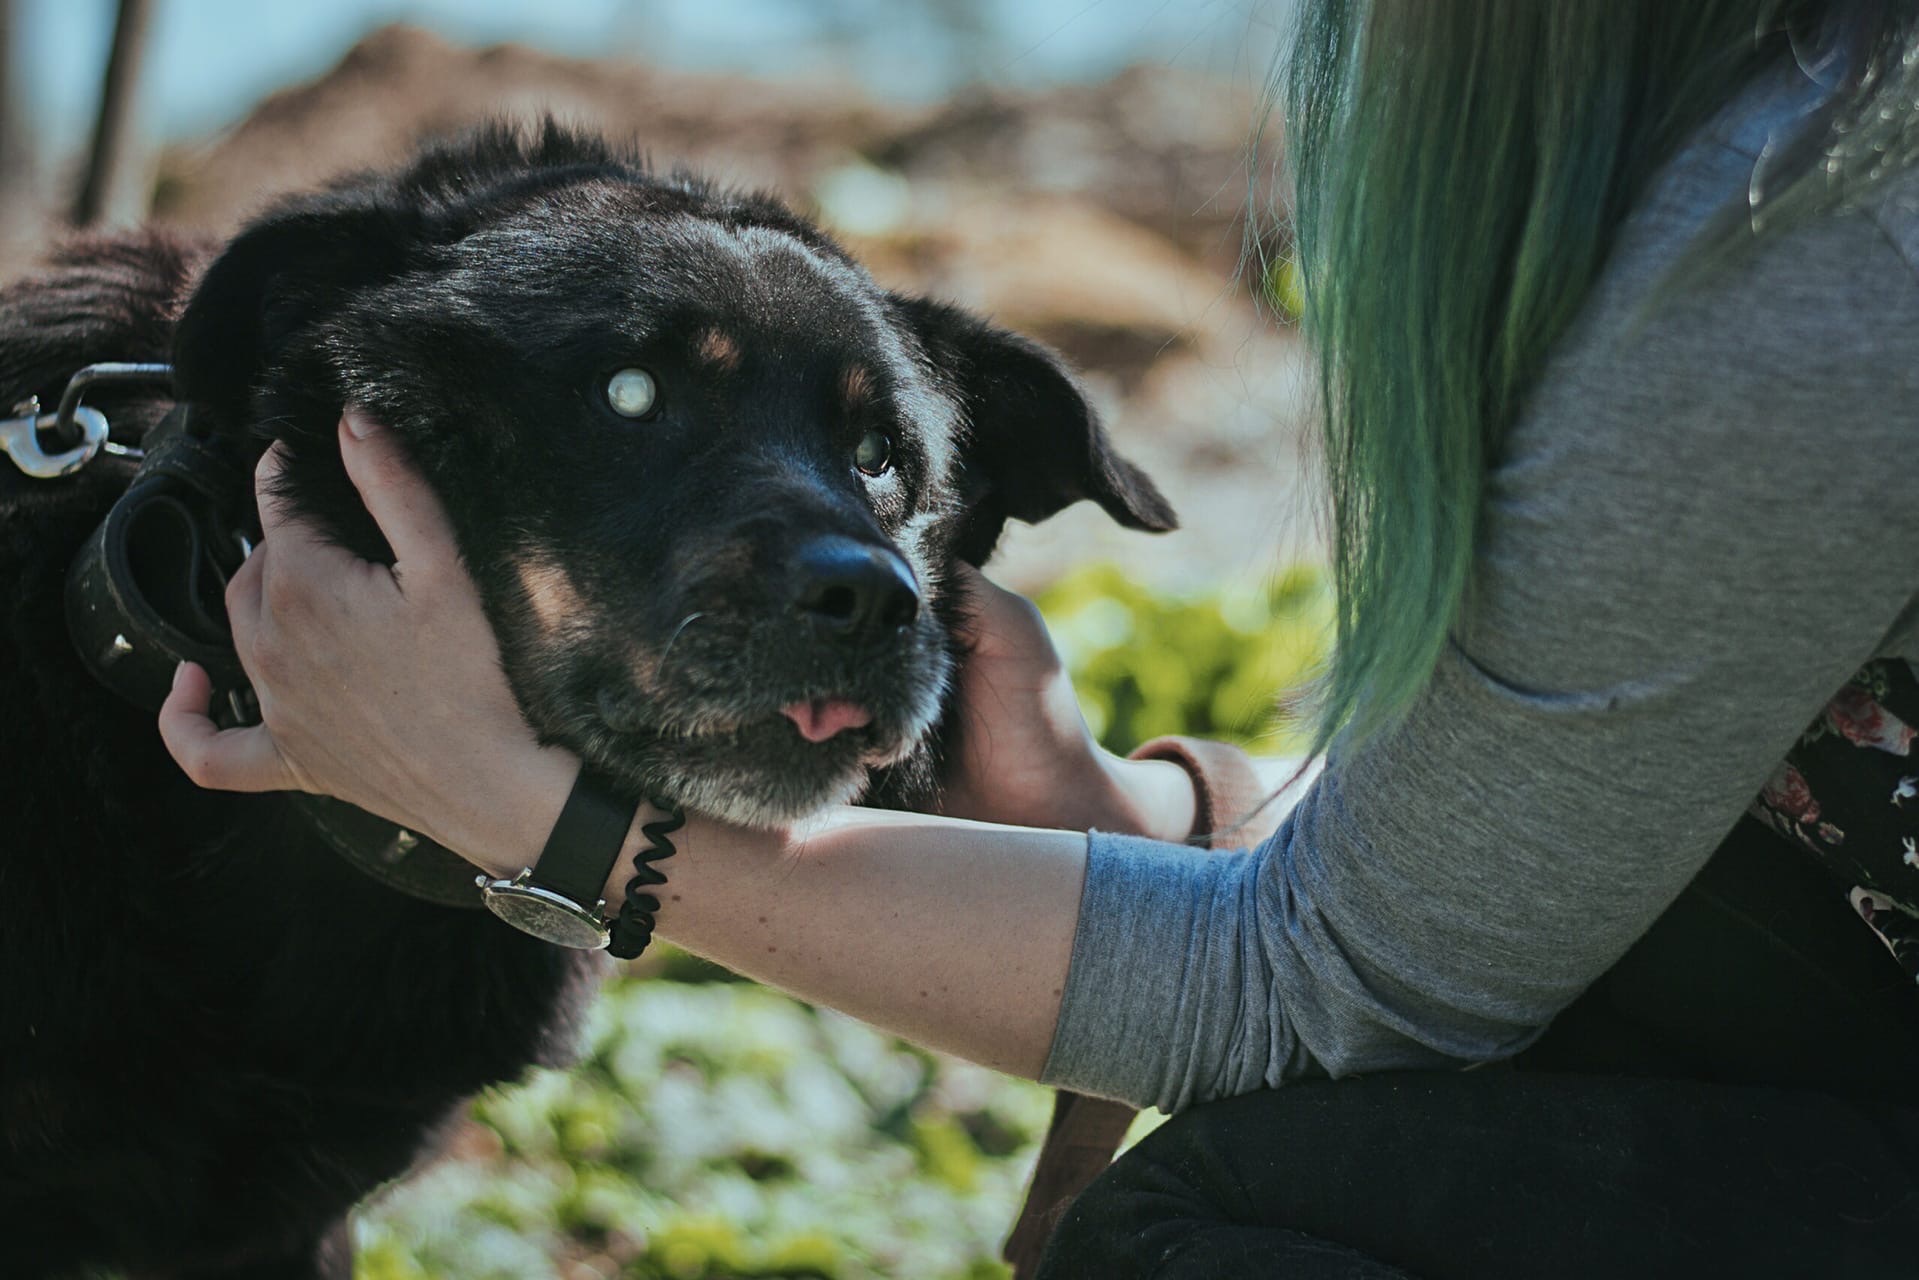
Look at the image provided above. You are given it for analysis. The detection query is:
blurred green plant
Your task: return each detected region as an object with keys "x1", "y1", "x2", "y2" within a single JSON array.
[
  {"x1": 355, "y1": 982, "x2": 1051, "y2": 1280},
  {"x1": 354, "y1": 562, "x2": 1329, "y2": 1280},
  {"x1": 1035, "y1": 562, "x2": 1330, "y2": 756},
  {"x1": 1263, "y1": 254, "x2": 1307, "y2": 323}
]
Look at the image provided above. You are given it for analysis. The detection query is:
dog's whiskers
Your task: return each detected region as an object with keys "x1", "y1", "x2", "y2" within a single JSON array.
[{"x1": 658, "y1": 611, "x2": 707, "y2": 676}]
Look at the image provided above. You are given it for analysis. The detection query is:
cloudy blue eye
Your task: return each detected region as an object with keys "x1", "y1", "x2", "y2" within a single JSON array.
[
  {"x1": 604, "y1": 367, "x2": 659, "y2": 419},
  {"x1": 854, "y1": 430, "x2": 891, "y2": 476}
]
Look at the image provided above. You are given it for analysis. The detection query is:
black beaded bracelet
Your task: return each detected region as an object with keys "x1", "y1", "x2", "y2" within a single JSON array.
[{"x1": 607, "y1": 792, "x2": 684, "y2": 960}]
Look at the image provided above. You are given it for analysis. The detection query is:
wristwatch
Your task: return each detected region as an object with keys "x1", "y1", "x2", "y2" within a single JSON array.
[{"x1": 477, "y1": 765, "x2": 639, "y2": 950}]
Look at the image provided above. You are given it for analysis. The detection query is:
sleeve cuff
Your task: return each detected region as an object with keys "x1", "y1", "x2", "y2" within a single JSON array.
[
  {"x1": 1128, "y1": 735, "x2": 1266, "y2": 849},
  {"x1": 1040, "y1": 829, "x2": 1241, "y2": 1107}
]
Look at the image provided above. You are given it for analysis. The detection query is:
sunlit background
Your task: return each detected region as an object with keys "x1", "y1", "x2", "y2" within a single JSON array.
[
  {"x1": 22, "y1": 0, "x2": 1290, "y2": 138},
  {"x1": 5, "y1": 3, "x2": 1329, "y2": 1276}
]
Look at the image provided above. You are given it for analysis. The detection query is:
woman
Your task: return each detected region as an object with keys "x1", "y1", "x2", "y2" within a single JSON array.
[{"x1": 160, "y1": 1, "x2": 1919, "y2": 1274}]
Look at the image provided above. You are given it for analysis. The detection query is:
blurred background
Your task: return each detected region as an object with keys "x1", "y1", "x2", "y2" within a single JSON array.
[{"x1": 5, "y1": 3, "x2": 1329, "y2": 1276}]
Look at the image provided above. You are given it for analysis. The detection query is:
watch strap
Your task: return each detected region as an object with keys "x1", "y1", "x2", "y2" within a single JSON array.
[{"x1": 530, "y1": 764, "x2": 639, "y2": 910}]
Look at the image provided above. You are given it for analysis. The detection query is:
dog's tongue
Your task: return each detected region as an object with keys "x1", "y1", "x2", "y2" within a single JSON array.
[{"x1": 781, "y1": 698, "x2": 873, "y2": 743}]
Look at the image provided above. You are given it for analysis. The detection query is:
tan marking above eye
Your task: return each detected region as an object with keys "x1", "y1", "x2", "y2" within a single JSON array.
[
  {"x1": 514, "y1": 555, "x2": 586, "y2": 635},
  {"x1": 839, "y1": 365, "x2": 874, "y2": 408},
  {"x1": 694, "y1": 327, "x2": 741, "y2": 372}
]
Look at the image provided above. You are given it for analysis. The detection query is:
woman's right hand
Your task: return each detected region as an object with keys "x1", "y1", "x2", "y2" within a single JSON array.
[
  {"x1": 936, "y1": 563, "x2": 1196, "y2": 841},
  {"x1": 157, "y1": 411, "x2": 585, "y2": 876}
]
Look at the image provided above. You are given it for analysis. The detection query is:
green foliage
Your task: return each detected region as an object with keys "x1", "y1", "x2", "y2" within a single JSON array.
[
  {"x1": 1262, "y1": 255, "x2": 1306, "y2": 323},
  {"x1": 356, "y1": 981, "x2": 1046, "y2": 1280},
  {"x1": 354, "y1": 563, "x2": 1329, "y2": 1279},
  {"x1": 1035, "y1": 562, "x2": 1330, "y2": 756}
]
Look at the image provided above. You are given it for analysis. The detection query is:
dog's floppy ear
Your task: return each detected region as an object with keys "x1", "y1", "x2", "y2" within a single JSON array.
[
  {"x1": 172, "y1": 195, "x2": 422, "y2": 428},
  {"x1": 893, "y1": 295, "x2": 1177, "y2": 565}
]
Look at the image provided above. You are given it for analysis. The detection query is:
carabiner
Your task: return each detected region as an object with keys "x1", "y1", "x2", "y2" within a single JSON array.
[
  {"x1": 1, "y1": 400, "x2": 109, "y2": 478},
  {"x1": 1, "y1": 363, "x2": 173, "y2": 479}
]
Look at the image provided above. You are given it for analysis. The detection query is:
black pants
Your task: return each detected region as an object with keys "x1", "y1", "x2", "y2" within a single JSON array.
[{"x1": 1038, "y1": 820, "x2": 1919, "y2": 1278}]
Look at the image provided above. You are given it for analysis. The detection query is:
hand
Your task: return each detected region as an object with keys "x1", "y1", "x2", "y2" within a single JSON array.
[
  {"x1": 157, "y1": 411, "x2": 579, "y2": 875},
  {"x1": 938, "y1": 564, "x2": 1196, "y2": 841}
]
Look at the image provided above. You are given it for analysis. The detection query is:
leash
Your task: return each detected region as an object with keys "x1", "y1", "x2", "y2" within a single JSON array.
[{"x1": 9, "y1": 362, "x2": 488, "y2": 909}]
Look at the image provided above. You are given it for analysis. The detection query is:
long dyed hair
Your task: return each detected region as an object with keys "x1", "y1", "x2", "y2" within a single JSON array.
[{"x1": 1285, "y1": 0, "x2": 1919, "y2": 754}]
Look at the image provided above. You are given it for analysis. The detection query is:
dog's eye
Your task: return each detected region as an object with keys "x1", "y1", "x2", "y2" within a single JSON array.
[
  {"x1": 854, "y1": 430, "x2": 892, "y2": 476},
  {"x1": 604, "y1": 367, "x2": 659, "y2": 419}
]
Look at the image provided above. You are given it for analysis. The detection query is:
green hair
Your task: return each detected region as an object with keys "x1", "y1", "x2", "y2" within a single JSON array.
[{"x1": 1283, "y1": 0, "x2": 1919, "y2": 756}]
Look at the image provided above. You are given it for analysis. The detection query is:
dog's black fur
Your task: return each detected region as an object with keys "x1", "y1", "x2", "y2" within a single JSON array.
[{"x1": 0, "y1": 123, "x2": 1172, "y2": 1278}]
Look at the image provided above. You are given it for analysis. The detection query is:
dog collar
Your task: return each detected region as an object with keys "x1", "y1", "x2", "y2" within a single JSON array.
[{"x1": 20, "y1": 362, "x2": 488, "y2": 909}]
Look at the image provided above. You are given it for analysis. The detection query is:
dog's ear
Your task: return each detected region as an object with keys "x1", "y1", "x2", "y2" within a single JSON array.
[
  {"x1": 172, "y1": 195, "x2": 422, "y2": 428},
  {"x1": 892, "y1": 295, "x2": 1177, "y2": 565}
]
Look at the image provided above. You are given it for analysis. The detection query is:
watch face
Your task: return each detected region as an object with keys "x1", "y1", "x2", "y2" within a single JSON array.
[{"x1": 481, "y1": 884, "x2": 610, "y2": 950}]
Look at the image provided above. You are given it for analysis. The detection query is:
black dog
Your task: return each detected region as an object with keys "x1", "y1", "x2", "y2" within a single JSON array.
[{"x1": 0, "y1": 122, "x2": 1172, "y2": 1279}]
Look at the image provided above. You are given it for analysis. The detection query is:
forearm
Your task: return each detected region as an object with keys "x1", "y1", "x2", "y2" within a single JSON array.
[
  {"x1": 646, "y1": 750, "x2": 1227, "y2": 1075},
  {"x1": 612, "y1": 749, "x2": 1265, "y2": 1078},
  {"x1": 656, "y1": 809, "x2": 1088, "y2": 1079},
  {"x1": 459, "y1": 767, "x2": 1093, "y2": 1079}
]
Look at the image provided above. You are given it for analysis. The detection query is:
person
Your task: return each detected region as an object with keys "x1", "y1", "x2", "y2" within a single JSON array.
[{"x1": 159, "y1": 1, "x2": 1919, "y2": 1275}]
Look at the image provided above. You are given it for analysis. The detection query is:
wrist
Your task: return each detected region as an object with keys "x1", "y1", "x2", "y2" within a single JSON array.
[
  {"x1": 1095, "y1": 750, "x2": 1198, "y2": 843},
  {"x1": 594, "y1": 795, "x2": 686, "y2": 918},
  {"x1": 471, "y1": 761, "x2": 685, "y2": 958},
  {"x1": 443, "y1": 742, "x2": 584, "y2": 880},
  {"x1": 605, "y1": 809, "x2": 791, "y2": 943}
]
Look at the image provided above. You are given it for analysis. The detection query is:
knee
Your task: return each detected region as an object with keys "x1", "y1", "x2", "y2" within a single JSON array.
[
  {"x1": 1033, "y1": 1111, "x2": 1240, "y2": 1280},
  {"x1": 1033, "y1": 1162, "x2": 1170, "y2": 1280}
]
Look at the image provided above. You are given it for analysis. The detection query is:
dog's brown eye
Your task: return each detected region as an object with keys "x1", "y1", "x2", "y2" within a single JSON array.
[
  {"x1": 604, "y1": 367, "x2": 659, "y2": 419},
  {"x1": 854, "y1": 430, "x2": 892, "y2": 476}
]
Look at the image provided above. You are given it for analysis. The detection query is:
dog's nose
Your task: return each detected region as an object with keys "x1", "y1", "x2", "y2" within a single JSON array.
[{"x1": 791, "y1": 535, "x2": 920, "y2": 637}]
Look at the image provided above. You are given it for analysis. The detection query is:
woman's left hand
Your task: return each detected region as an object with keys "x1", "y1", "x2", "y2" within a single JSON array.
[{"x1": 937, "y1": 563, "x2": 1196, "y2": 841}]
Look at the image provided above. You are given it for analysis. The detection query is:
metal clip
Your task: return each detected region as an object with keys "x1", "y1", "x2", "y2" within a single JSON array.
[
  {"x1": 1, "y1": 398, "x2": 110, "y2": 478},
  {"x1": 0, "y1": 362, "x2": 173, "y2": 479}
]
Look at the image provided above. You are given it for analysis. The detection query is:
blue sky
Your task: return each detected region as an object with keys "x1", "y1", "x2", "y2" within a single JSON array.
[{"x1": 16, "y1": 0, "x2": 1287, "y2": 154}]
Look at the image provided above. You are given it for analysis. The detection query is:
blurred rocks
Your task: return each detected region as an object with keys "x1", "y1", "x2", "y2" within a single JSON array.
[
  {"x1": 148, "y1": 24, "x2": 898, "y2": 234},
  {"x1": 870, "y1": 64, "x2": 1285, "y2": 274},
  {"x1": 140, "y1": 23, "x2": 1317, "y2": 589}
]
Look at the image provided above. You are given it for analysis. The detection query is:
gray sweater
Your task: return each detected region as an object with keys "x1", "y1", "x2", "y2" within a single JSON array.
[{"x1": 1042, "y1": 56, "x2": 1919, "y2": 1113}]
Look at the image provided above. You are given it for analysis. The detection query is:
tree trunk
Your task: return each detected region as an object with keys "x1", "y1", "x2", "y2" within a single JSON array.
[{"x1": 72, "y1": 0, "x2": 153, "y2": 227}]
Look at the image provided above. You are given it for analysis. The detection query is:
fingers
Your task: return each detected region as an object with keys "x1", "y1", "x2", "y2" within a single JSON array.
[
  {"x1": 949, "y1": 562, "x2": 1047, "y2": 652},
  {"x1": 251, "y1": 443, "x2": 326, "y2": 555},
  {"x1": 950, "y1": 561, "x2": 1022, "y2": 613},
  {"x1": 158, "y1": 661, "x2": 299, "y2": 793},
  {"x1": 947, "y1": 561, "x2": 1000, "y2": 641},
  {"x1": 337, "y1": 409, "x2": 461, "y2": 579}
]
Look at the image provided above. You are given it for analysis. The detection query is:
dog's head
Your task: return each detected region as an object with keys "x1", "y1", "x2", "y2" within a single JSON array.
[{"x1": 171, "y1": 123, "x2": 1175, "y2": 825}]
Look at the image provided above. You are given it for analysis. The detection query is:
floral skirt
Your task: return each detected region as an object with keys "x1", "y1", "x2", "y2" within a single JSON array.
[{"x1": 1751, "y1": 658, "x2": 1919, "y2": 980}]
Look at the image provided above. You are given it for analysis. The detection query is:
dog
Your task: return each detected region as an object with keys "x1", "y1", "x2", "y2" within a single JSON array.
[{"x1": 0, "y1": 121, "x2": 1173, "y2": 1279}]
